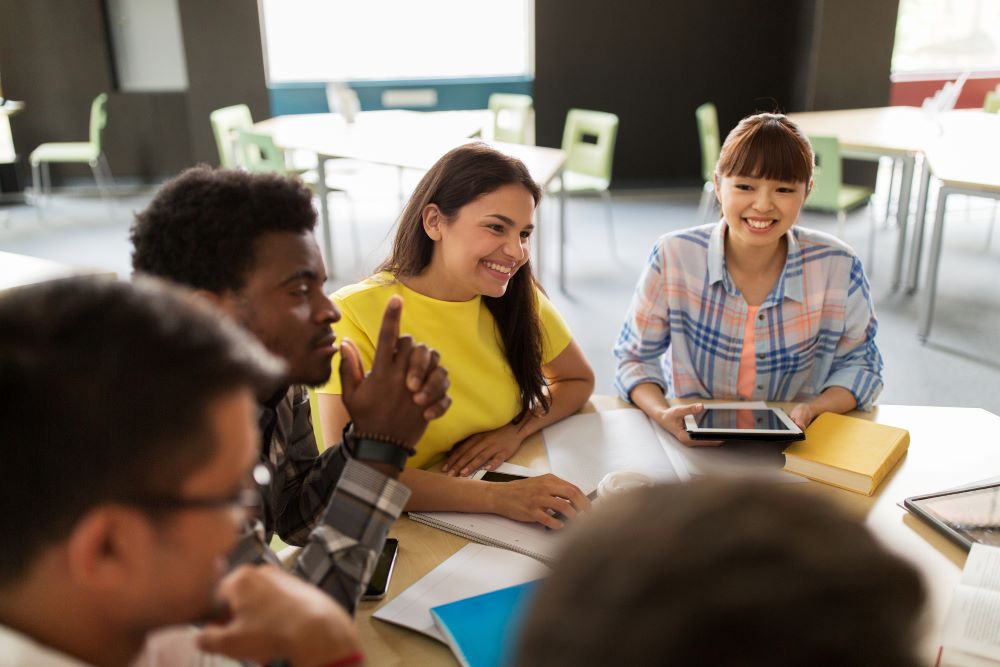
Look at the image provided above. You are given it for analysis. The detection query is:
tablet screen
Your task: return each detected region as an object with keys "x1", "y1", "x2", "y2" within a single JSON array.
[
  {"x1": 695, "y1": 409, "x2": 791, "y2": 431},
  {"x1": 911, "y1": 485, "x2": 1000, "y2": 546}
]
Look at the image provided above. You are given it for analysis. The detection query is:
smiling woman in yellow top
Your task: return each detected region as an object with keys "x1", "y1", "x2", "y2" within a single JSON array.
[{"x1": 318, "y1": 143, "x2": 595, "y2": 529}]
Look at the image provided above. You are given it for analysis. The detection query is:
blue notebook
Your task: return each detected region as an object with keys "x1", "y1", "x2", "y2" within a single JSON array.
[{"x1": 430, "y1": 579, "x2": 543, "y2": 667}]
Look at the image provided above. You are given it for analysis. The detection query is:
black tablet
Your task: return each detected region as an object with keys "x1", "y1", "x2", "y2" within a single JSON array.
[
  {"x1": 683, "y1": 406, "x2": 804, "y2": 441},
  {"x1": 904, "y1": 482, "x2": 1000, "y2": 551}
]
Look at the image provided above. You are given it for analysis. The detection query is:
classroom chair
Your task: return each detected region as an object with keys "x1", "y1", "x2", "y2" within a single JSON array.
[
  {"x1": 805, "y1": 135, "x2": 875, "y2": 262},
  {"x1": 210, "y1": 104, "x2": 254, "y2": 168},
  {"x1": 488, "y1": 93, "x2": 533, "y2": 144},
  {"x1": 550, "y1": 108, "x2": 619, "y2": 257},
  {"x1": 695, "y1": 102, "x2": 721, "y2": 222},
  {"x1": 237, "y1": 129, "x2": 360, "y2": 268},
  {"x1": 29, "y1": 92, "x2": 113, "y2": 209}
]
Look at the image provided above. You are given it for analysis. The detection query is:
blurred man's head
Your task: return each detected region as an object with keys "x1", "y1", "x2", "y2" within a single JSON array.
[
  {"x1": 131, "y1": 166, "x2": 339, "y2": 387},
  {"x1": 518, "y1": 479, "x2": 926, "y2": 667},
  {"x1": 0, "y1": 277, "x2": 283, "y2": 665}
]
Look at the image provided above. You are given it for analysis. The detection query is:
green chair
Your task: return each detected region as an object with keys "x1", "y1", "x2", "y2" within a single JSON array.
[
  {"x1": 210, "y1": 104, "x2": 254, "y2": 168},
  {"x1": 237, "y1": 129, "x2": 360, "y2": 268},
  {"x1": 488, "y1": 93, "x2": 533, "y2": 144},
  {"x1": 551, "y1": 108, "x2": 619, "y2": 254},
  {"x1": 29, "y1": 92, "x2": 113, "y2": 206},
  {"x1": 695, "y1": 102, "x2": 721, "y2": 222},
  {"x1": 984, "y1": 90, "x2": 1000, "y2": 114},
  {"x1": 805, "y1": 136, "x2": 875, "y2": 259}
]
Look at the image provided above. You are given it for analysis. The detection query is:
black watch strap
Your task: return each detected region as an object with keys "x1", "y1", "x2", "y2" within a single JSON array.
[{"x1": 343, "y1": 423, "x2": 410, "y2": 472}]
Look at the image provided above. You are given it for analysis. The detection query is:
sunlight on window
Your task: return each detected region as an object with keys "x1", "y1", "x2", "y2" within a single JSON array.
[
  {"x1": 893, "y1": 0, "x2": 1000, "y2": 74},
  {"x1": 260, "y1": 0, "x2": 533, "y2": 82}
]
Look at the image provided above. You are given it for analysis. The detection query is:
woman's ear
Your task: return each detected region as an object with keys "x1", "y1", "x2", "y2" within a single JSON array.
[
  {"x1": 713, "y1": 174, "x2": 722, "y2": 203},
  {"x1": 807, "y1": 179, "x2": 814, "y2": 195},
  {"x1": 421, "y1": 204, "x2": 445, "y2": 241}
]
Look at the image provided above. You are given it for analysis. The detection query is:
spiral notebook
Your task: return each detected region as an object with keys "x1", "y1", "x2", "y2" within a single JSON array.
[{"x1": 408, "y1": 464, "x2": 563, "y2": 563}]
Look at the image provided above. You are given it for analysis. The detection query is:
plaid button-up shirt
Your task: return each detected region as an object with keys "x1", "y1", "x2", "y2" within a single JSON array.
[
  {"x1": 229, "y1": 385, "x2": 410, "y2": 614},
  {"x1": 614, "y1": 222, "x2": 883, "y2": 410}
]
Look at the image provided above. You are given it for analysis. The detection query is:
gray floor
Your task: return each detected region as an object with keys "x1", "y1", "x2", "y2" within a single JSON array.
[{"x1": 3, "y1": 169, "x2": 999, "y2": 415}]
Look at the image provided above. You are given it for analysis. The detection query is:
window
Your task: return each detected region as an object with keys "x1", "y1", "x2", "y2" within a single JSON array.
[
  {"x1": 259, "y1": 0, "x2": 533, "y2": 83},
  {"x1": 893, "y1": 0, "x2": 1000, "y2": 75}
]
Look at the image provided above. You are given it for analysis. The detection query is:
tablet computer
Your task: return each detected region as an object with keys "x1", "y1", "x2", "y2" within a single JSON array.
[
  {"x1": 683, "y1": 406, "x2": 804, "y2": 441},
  {"x1": 904, "y1": 482, "x2": 1000, "y2": 551}
]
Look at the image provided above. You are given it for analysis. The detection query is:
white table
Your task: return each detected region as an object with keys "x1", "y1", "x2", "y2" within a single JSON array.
[
  {"x1": 354, "y1": 398, "x2": 1000, "y2": 664},
  {"x1": 787, "y1": 107, "x2": 932, "y2": 291},
  {"x1": 253, "y1": 111, "x2": 569, "y2": 289},
  {"x1": 0, "y1": 250, "x2": 114, "y2": 292}
]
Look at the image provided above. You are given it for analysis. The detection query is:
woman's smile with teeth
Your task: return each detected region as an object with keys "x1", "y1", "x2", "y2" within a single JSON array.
[
  {"x1": 483, "y1": 260, "x2": 514, "y2": 274},
  {"x1": 744, "y1": 217, "x2": 775, "y2": 229}
]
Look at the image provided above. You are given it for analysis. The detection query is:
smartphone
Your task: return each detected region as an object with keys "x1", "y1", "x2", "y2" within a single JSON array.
[
  {"x1": 472, "y1": 470, "x2": 528, "y2": 483},
  {"x1": 362, "y1": 538, "x2": 398, "y2": 600}
]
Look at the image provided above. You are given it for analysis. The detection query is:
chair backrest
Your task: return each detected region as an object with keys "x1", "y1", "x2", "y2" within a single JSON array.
[
  {"x1": 210, "y1": 104, "x2": 254, "y2": 168},
  {"x1": 326, "y1": 82, "x2": 361, "y2": 123},
  {"x1": 695, "y1": 102, "x2": 720, "y2": 184},
  {"x1": 805, "y1": 135, "x2": 842, "y2": 211},
  {"x1": 561, "y1": 108, "x2": 619, "y2": 181},
  {"x1": 89, "y1": 93, "x2": 109, "y2": 153},
  {"x1": 984, "y1": 90, "x2": 1000, "y2": 114},
  {"x1": 237, "y1": 129, "x2": 287, "y2": 174},
  {"x1": 488, "y1": 93, "x2": 533, "y2": 144}
]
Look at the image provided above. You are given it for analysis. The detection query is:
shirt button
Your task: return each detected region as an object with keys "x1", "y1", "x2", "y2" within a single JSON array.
[
  {"x1": 757, "y1": 353, "x2": 765, "y2": 360},
  {"x1": 757, "y1": 385, "x2": 763, "y2": 390},
  {"x1": 758, "y1": 314, "x2": 765, "y2": 321}
]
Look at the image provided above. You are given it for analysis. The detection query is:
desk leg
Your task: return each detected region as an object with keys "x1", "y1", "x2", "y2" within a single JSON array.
[
  {"x1": 316, "y1": 157, "x2": 334, "y2": 279},
  {"x1": 918, "y1": 188, "x2": 950, "y2": 342},
  {"x1": 559, "y1": 181, "x2": 567, "y2": 294},
  {"x1": 891, "y1": 155, "x2": 915, "y2": 290},
  {"x1": 905, "y1": 162, "x2": 932, "y2": 294}
]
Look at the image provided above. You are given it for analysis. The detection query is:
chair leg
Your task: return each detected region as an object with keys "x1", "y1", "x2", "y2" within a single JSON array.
[
  {"x1": 697, "y1": 182, "x2": 714, "y2": 222},
  {"x1": 42, "y1": 161, "x2": 52, "y2": 208},
  {"x1": 867, "y1": 201, "x2": 877, "y2": 275},
  {"x1": 600, "y1": 189, "x2": 616, "y2": 259},
  {"x1": 884, "y1": 158, "x2": 898, "y2": 225},
  {"x1": 91, "y1": 155, "x2": 116, "y2": 218},
  {"x1": 30, "y1": 161, "x2": 42, "y2": 215},
  {"x1": 344, "y1": 193, "x2": 362, "y2": 272},
  {"x1": 836, "y1": 210, "x2": 846, "y2": 239},
  {"x1": 987, "y1": 201, "x2": 998, "y2": 250}
]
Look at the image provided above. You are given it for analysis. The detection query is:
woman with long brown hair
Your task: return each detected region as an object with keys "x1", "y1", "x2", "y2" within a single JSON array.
[{"x1": 317, "y1": 143, "x2": 594, "y2": 528}]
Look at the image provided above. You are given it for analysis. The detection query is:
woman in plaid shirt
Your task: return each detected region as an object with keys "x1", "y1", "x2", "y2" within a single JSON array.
[{"x1": 614, "y1": 113, "x2": 883, "y2": 445}]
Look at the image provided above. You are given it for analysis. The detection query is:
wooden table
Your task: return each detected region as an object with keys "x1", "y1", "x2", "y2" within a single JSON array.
[
  {"x1": 0, "y1": 250, "x2": 114, "y2": 292},
  {"x1": 356, "y1": 397, "x2": 997, "y2": 664},
  {"x1": 252, "y1": 111, "x2": 568, "y2": 288}
]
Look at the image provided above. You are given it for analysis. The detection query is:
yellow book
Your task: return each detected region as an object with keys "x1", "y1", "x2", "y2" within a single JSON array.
[{"x1": 782, "y1": 413, "x2": 909, "y2": 495}]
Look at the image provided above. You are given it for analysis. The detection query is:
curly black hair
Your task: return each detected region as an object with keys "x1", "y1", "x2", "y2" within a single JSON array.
[{"x1": 131, "y1": 165, "x2": 317, "y2": 292}]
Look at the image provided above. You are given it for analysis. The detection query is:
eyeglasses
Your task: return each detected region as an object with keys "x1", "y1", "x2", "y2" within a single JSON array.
[{"x1": 128, "y1": 463, "x2": 271, "y2": 521}]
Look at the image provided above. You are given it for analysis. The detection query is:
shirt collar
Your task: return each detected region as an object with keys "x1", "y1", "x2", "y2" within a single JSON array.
[
  {"x1": 0, "y1": 624, "x2": 94, "y2": 667},
  {"x1": 708, "y1": 222, "x2": 805, "y2": 304}
]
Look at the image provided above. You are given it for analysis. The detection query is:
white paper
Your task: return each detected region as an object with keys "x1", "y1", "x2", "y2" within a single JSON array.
[
  {"x1": 372, "y1": 543, "x2": 549, "y2": 642},
  {"x1": 940, "y1": 544, "x2": 1000, "y2": 661},
  {"x1": 543, "y1": 410, "x2": 687, "y2": 494},
  {"x1": 543, "y1": 407, "x2": 805, "y2": 489}
]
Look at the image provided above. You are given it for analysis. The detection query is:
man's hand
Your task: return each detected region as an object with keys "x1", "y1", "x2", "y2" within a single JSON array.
[
  {"x1": 341, "y1": 296, "x2": 450, "y2": 449},
  {"x1": 488, "y1": 474, "x2": 591, "y2": 530},
  {"x1": 442, "y1": 424, "x2": 524, "y2": 477},
  {"x1": 789, "y1": 402, "x2": 817, "y2": 430},
  {"x1": 197, "y1": 565, "x2": 361, "y2": 667},
  {"x1": 653, "y1": 403, "x2": 723, "y2": 447}
]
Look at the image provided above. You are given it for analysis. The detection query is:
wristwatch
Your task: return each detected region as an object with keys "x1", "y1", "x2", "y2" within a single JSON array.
[{"x1": 343, "y1": 422, "x2": 413, "y2": 472}]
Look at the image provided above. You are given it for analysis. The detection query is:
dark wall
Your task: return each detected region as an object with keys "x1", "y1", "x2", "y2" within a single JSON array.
[
  {"x1": 177, "y1": 0, "x2": 270, "y2": 166},
  {"x1": 0, "y1": 0, "x2": 269, "y2": 183},
  {"x1": 534, "y1": 0, "x2": 899, "y2": 185},
  {"x1": 0, "y1": 0, "x2": 192, "y2": 182}
]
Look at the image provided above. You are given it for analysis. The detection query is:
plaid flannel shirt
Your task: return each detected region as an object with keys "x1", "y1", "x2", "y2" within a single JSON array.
[
  {"x1": 614, "y1": 222, "x2": 883, "y2": 410},
  {"x1": 228, "y1": 385, "x2": 410, "y2": 614}
]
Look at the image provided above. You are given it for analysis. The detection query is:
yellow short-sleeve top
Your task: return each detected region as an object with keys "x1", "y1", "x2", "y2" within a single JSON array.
[{"x1": 318, "y1": 272, "x2": 573, "y2": 469}]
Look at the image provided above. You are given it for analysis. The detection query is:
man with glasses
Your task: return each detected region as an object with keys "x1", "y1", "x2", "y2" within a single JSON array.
[
  {"x1": 131, "y1": 167, "x2": 451, "y2": 612},
  {"x1": 0, "y1": 277, "x2": 372, "y2": 666}
]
